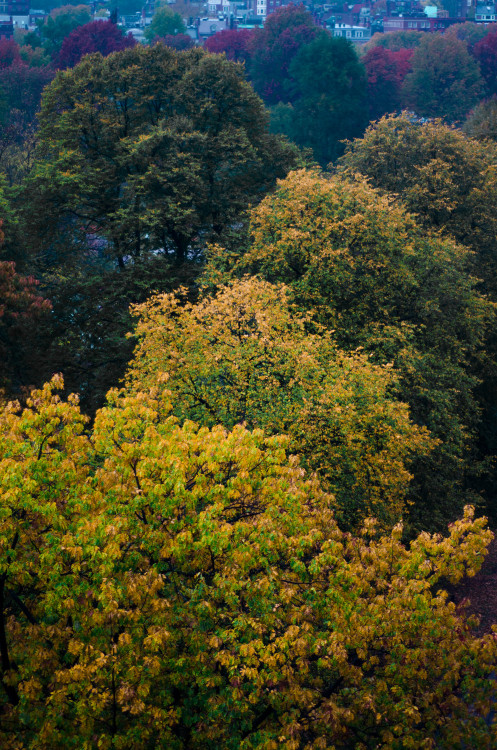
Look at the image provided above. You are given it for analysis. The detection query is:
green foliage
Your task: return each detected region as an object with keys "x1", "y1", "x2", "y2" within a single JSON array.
[
  {"x1": 401, "y1": 34, "x2": 484, "y2": 121},
  {"x1": 144, "y1": 7, "x2": 186, "y2": 41},
  {"x1": 205, "y1": 169, "x2": 492, "y2": 530},
  {"x1": 444, "y1": 21, "x2": 489, "y2": 47},
  {"x1": 363, "y1": 29, "x2": 424, "y2": 53},
  {"x1": 22, "y1": 44, "x2": 297, "y2": 269},
  {"x1": 0, "y1": 377, "x2": 496, "y2": 747},
  {"x1": 338, "y1": 113, "x2": 497, "y2": 299},
  {"x1": 282, "y1": 34, "x2": 368, "y2": 166},
  {"x1": 33, "y1": 257, "x2": 199, "y2": 417},
  {"x1": 127, "y1": 277, "x2": 433, "y2": 528},
  {"x1": 38, "y1": 4, "x2": 91, "y2": 59}
]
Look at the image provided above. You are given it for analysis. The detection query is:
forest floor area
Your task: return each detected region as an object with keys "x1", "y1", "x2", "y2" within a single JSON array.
[{"x1": 448, "y1": 533, "x2": 497, "y2": 636}]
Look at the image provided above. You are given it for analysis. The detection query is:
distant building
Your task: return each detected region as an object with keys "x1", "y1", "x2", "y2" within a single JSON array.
[
  {"x1": 0, "y1": 18, "x2": 12, "y2": 36},
  {"x1": 255, "y1": 0, "x2": 285, "y2": 17},
  {"x1": 195, "y1": 16, "x2": 229, "y2": 40},
  {"x1": 475, "y1": 3, "x2": 496, "y2": 20},
  {"x1": 0, "y1": 0, "x2": 29, "y2": 28},
  {"x1": 329, "y1": 21, "x2": 372, "y2": 41},
  {"x1": 383, "y1": 15, "x2": 457, "y2": 30}
]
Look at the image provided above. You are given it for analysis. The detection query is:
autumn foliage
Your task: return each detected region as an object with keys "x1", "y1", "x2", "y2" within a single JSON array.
[
  {"x1": 57, "y1": 20, "x2": 135, "y2": 69},
  {"x1": 0, "y1": 222, "x2": 51, "y2": 391},
  {"x1": 0, "y1": 377, "x2": 495, "y2": 747},
  {"x1": 127, "y1": 278, "x2": 433, "y2": 528},
  {"x1": 2, "y1": 29, "x2": 497, "y2": 749}
]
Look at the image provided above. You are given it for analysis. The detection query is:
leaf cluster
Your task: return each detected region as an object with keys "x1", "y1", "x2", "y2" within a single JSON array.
[{"x1": 0, "y1": 378, "x2": 495, "y2": 747}]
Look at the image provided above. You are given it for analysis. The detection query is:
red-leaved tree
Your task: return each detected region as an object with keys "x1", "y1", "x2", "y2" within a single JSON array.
[
  {"x1": 205, "y1": 28, "x2": 253, "y2": 63},
  {"x1": 0, "y1": 224, "x2": 52, "y2": 391},
  {"x1": 57, "y1": 20, "x2": 135, "y2": 69},
  {"x1": 363, "y1": 46, "x2": 414, "y2": 120},
  {"x1": 248, "y1": 5, "x2": 322, "y2": 104},
  {"x1": 0, "y1": 40, "x2": 21, "y2": 69},
  {"x1": 473, "y1": 28, "x2": 497, "y2": 97}
]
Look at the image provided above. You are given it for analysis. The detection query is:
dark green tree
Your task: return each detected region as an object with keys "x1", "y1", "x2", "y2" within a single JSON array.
[
  {"x1": 22, "y1": 45, "x2": 298, "y2": 269},
  {"x1": 282, "y1": 34, "x2": 368, "y2": 166}
]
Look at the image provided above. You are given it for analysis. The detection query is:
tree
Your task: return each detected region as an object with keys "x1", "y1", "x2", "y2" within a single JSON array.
[
  {"x1": 338, "y1": 114, "x2": 497, "y2": 296},
  {"x1": 277, "y1": 34, "x2": 368, "y2": 166},
  {"x1": 338, "y1": 115, "x2": 497, "y2": 512},
  {"x1": 18, "y1": 45, "x2": 52, "y2": 68},
  {"x1": 401, "y1": 34, "x2": 484, "y2": 121},
  {"x1": 363, "y1": 46, "x2": 413, "y2": 120},
  {"x1": 0, "y1": 40, "x2": 21, "y2": 69},
  {"x1": 444, "y1": 21, "x2": 489, "y2": 48},
  {"x1": 57, "y1": 20, "x2": 135, "y2": 69},
  {"x1": 144, "y1": 7, "x2": 186, "y2": 42},
  {"x1": 0, "y1": 63, "x2": 55, "y2": 186},
  {"x1": 205, "y1": 169, "x2": 492, "y2": 529},
  {"x1": 23, "y1": 45, "x2": 298, "y2": 267},
  {"x1": 0, "y1": 376, "x2": 496, "y2": 747},
  {"x1": 472, "y1": 28, "x2": 497, "y2": 97},
  {"x1": 464, "y1": 96, "x2": 497, "y2": 140},
  {"x1": 39, "y1": 4, "x2": 91, "y2": 60},
  {"x1": 205, "y1": 28, "x2": 253, "y2": 63},
  {"x1": 247, "y1": 4, "x2": 322, "y2": 104},
  {"x1": 0, "y1": 222, "x2": 51, "y2": 393},
  {"x1": 363, "y1": 29, "x2": 424, "y2": 53},
  {"x1": 127, "y1": 277, "x2": 433, "y2": 528}
]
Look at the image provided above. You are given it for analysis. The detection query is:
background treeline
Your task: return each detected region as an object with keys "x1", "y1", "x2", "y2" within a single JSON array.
[
  {"x1": 2, "y1": 16, "x2": 497, "y2": 748},
  {"x1": 5, "y1": 6, "x2": 497, "y2": 172}
]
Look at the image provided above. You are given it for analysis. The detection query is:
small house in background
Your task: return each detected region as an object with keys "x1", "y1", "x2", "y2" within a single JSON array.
[
  {"x1": 193, "y1": 16, "x2": 229, "y2": 41},
  {"x1": 0, "y1": 0, "x2": 29, "y2": 29},
  {"x1": 0, "y1": 18, "x2": 12, "y2": 36},
  {"x1": 328, "y1": 21, "x2": 372, "y2": 42},
  {"x1": 475, "y1": 3, "x2": 496, "y2": 20}
]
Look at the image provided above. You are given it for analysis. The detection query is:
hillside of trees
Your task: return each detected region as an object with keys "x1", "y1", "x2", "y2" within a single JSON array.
[{"x1": 2, "y1": 9, "x2": 497, "y2": 747}]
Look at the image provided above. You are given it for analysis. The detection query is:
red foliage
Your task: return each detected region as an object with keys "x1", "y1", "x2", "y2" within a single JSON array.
[
  {"x1": 473, "y1": 28, "x2": 497, "y2": 96},
  {"x1": 0, "y1": 220, "x2": 52, "y2": 390},
  {"x1": 248, "y1": 5, "x2": 321, "y2": 104},
  {"x1": 0, "y1": 261, "x2": 51, "y2": 323},
  {"x1": 363, "y1": 46, "x2": 413, "y2": 120},
  {"x1": 205, "y1": 29, "x2": 253, "y2": 63},
  {"x1": 0, "y1": 40, "x2": 21, "y2": 69},
  {"x1": 57, "y1": 20, "x2": 136, "y2": 69},
  {"x1": 0, "y1": 63, "x2": 55, "y2": 121}
]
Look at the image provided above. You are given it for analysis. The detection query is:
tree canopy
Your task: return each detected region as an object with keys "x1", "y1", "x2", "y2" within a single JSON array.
[
  {"x1": 57, "y1": 19, "x2": 135, "y2": 69},
  {"x1": 282, "y1": 34, "x2": 368, "y2": 166},
  {"x1": 248, "y1": 4, "x2": 322, "y2": 104},
  {"x1": 127, "y1": 277, "x2": 433, "y2": 528},
  {"x1": 22, "y1": 44, "x2": 297, "y2": 268},
  {"x1": 401, "y1": 34, "x2": 483, "y2": 121},
  {"x1": 205, "y1": 168, "x2": 492, "y2": 529},
  {"x1": 0, "y1": 376, "x2": 495, "y2": 748},
  {"x1": 144, "y1": 7, "x2": 186, "y2": 42}
]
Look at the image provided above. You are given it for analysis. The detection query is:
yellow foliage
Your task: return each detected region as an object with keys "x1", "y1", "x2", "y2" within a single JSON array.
[{"x1": 127, "y1": 277, "x2": 434, "y2": 528}]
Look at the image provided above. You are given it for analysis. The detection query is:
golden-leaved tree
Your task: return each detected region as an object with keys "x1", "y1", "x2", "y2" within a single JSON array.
[
  {"x1": 0, "y1": 376, "x2": 496, "y2": 748},
  {"x1": 205, "y1": 169, "x2": 493, "y2": 530},
  {"x1": 126, "y1": 278, "x2": 433, "y2": 528}
]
